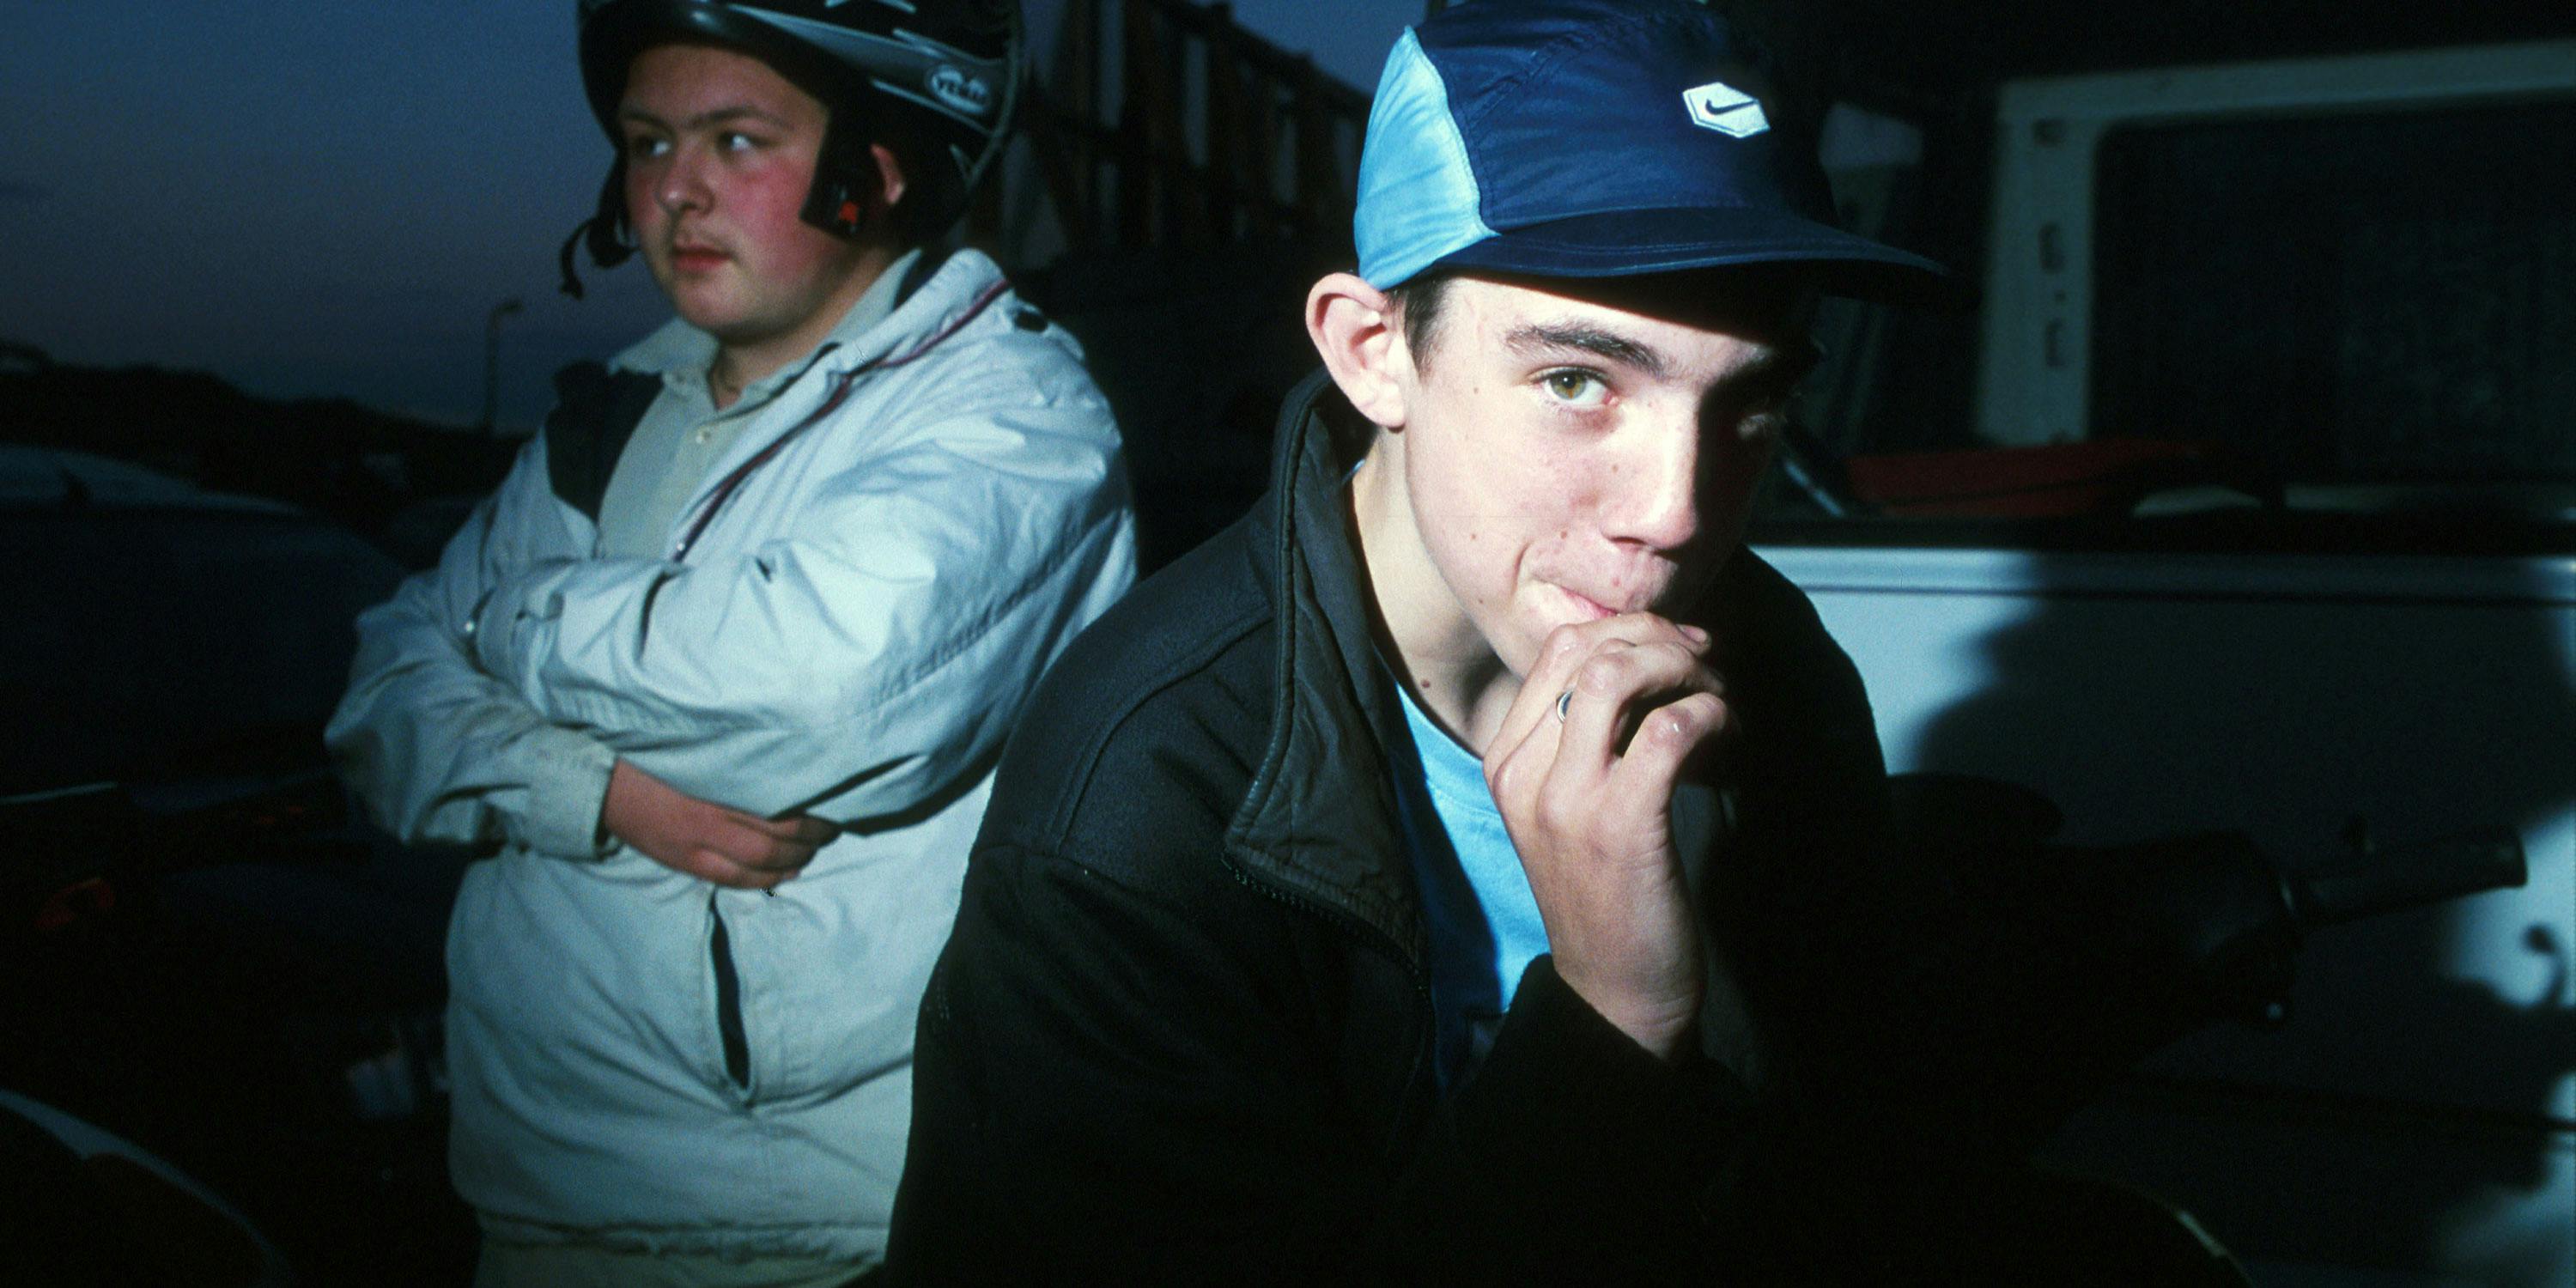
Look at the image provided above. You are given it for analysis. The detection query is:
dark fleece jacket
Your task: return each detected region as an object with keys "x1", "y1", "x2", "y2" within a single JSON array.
[{"x1": 889, "y1": 371, "x2": 1933, "y2": 1285}]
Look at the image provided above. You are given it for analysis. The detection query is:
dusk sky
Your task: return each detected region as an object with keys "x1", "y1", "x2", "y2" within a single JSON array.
[{"x1": 4, "y1": 2, "x2": 1413, "y2": 431}]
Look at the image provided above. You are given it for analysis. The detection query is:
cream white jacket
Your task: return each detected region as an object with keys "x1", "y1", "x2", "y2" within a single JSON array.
[{"x1": 326, "y1": 250, "x2": 1133, "y2": 1261}]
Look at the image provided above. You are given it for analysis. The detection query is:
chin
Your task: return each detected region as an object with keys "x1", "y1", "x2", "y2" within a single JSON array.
[{"x1": 671, "y1": 295, "x2": 756, "y2": 338}]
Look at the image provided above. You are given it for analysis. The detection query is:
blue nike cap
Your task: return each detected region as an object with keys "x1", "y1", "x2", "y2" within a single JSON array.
[{"x1": 1354, "y1": 0, "x2": 1953, "y2": 304}]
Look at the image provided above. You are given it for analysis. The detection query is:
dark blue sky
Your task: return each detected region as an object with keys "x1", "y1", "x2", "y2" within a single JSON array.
[{"x1": 3, "y1": 2, "x2": 1409, "y2": 430}]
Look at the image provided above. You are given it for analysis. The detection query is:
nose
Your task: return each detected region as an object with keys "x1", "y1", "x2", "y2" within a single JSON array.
[
  {"x1": 655, "y1": 144, "x2": 712, "y2": 215},
  {"x1": 1608, "y1": 411, "x2": 1704, "y2": 554}
]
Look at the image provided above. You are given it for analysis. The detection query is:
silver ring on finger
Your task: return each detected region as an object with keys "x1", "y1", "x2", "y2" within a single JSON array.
[{"x1": 1555, "y1": 689, "x2": 1573, "y2": 723}]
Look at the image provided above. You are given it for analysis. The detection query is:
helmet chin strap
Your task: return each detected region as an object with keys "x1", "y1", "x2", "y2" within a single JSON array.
[{"x1": 559, "y1": 162, "x2": 637, "y2": 300}]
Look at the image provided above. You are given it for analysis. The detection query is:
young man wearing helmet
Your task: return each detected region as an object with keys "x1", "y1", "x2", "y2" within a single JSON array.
[
  {"x1": 890, "y1": 0, "x2": 1972, "y2": 1279},
  {"x1": 327, "y1": 2, "x2": 1133, "y2": 1282}
]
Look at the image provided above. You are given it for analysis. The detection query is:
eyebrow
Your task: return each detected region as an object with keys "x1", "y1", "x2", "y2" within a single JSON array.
[
  {"x1": 1503, "y1": 322, "x2": 1821, "y2": 396},
  {"x1": 617, "y1": 104, "x2": 792, "y2": 132},
  {"x1": 1504, "y1": 323, "x2": 1670, "y2": 379}
]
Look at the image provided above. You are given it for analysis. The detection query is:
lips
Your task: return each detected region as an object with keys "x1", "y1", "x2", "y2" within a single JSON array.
[
  {"x1": 1549, "y1": 572, "x2": 1687, "y2": 621},
  {"x1": 668, "y1": 240, "x2": 729, "y2": 273},
  {"x1": 1552, "y1": 586, "x2": 1619, "y2": 623}
]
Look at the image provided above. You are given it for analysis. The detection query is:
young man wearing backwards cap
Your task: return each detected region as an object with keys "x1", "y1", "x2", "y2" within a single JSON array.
[
  {"x1": 327, "y1": 1, "x2": 1132, "y2": 1281},
  {"x1": 887, "y1": 0, "x2": 1965, "y2": 1279}
]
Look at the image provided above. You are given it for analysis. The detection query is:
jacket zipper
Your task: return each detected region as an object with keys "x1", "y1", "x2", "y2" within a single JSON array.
[
  {"x1": 673, "y1": 280, "x2": 1015, "y2": 1091},
  {"x1": 708, "y1": 891, "x2": 752, "y2": 1091},
  {"x1": 1224, "y1": 861, "x2": 1437, "y2": 1153}
]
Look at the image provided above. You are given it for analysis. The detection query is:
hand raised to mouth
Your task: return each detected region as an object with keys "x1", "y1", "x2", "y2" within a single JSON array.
[{"x1": 1480, "y1": 611, "x2": 1730, "y2": 1060}]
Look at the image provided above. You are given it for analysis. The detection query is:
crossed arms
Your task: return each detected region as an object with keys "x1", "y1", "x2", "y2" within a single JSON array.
[{"x1": 326, "y1": 396, "x2": 1131, "y2": 880}]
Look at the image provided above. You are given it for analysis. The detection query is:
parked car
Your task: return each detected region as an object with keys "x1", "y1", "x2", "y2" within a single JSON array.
[{"x1": 3, "y1": 446, "x2": 472, "y2": 1282}]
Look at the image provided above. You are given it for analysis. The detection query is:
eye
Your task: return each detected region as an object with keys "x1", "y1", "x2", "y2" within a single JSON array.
[
  {"x1": 1538, "y1": 368, "x2": 1610, "y2": 409},
  {"x1": 717, "y1": 131, "x2": 760, "y2": 154},
  {"x1": 624, "y1": 133, "x2": 670, "y2": 162}
]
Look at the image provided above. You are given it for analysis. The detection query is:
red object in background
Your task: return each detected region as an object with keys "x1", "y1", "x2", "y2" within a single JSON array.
[
  {"x1": 1845, "y1": 439, "x2": 2254, "y2": 518},
  {"x1": 35, "y1": 877, "x2": 117, "y2": 933}
]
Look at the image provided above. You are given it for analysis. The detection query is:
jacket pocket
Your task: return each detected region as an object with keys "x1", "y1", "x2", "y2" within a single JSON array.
[{"x1": 708, "y1": 891, "x2": 752, "y2": 1090}]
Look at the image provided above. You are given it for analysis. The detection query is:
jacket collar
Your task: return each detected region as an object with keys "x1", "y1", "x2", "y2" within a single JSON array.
[
  {"x1": 1226, "y1": 370, "x2": 1428, "y2": 964},
  {"x1": 606, "y1": 246, "x2": 988, "y2": 394}
]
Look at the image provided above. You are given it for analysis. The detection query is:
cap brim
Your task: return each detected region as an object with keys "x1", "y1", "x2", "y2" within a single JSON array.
[{"x1": 1429, "y1": 207, "x2": 1973, "y2": 311}]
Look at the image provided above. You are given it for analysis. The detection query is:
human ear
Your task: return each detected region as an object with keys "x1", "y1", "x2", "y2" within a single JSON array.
[
  {"x1": 1305, "y1": 272, "x2": 1411, "y2": 429},
  {"x1": 868, "y1": 143, "x2": 909, "y2": 210},
  {"x1": 807, "y1": 137, "x2": 908, "y2": 236}
]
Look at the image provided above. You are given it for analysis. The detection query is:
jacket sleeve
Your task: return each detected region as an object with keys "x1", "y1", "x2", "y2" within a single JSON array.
[
  {"x1": 463, "y1": 393, "x2": 1133, "y2": 823},
  {"x1": 890, "y1": 835, "x2": 1751, "y2": 1285},
  {"x1": 325, "y1": 437, "x2": 618, "y2": 859}
]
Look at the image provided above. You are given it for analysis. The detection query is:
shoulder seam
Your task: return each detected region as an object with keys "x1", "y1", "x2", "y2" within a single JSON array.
[{"x1": 1036, "y1": 601, "x2": 1272, "y2": 847}]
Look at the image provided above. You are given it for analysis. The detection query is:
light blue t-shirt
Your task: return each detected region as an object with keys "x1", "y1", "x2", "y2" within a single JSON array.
[{"x1": 1388, "y1": 677, "x2": 1552, "y2": 1087}]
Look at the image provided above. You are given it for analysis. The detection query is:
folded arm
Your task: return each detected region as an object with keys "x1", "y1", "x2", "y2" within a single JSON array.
[
  {"x1": 465, "y1": 399, "x2": 1131, "y2": 825},
  {"x1": 325, "y1": 439, "x2": 617, "y2": 858}
]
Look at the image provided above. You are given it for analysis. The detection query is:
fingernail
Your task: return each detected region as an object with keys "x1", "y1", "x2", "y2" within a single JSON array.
[{"x1": 1679, "y1": 625, "x2": 1710, "y2": 643}]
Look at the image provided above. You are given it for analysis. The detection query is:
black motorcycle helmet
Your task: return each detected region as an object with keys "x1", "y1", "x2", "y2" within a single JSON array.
[{"x1": 560, "y1": 0, "x2": 1022, "y2": 296}]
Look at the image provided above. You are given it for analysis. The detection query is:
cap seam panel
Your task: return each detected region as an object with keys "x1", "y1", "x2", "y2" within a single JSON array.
[{"x1": 1451, "y1": 9, "x2": 1665, "y2": 135}]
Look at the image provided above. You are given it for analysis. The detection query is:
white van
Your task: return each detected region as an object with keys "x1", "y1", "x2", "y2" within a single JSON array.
[{"x1": 1761, "y1": 40, "x2": 2575, "y2": 1287}]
